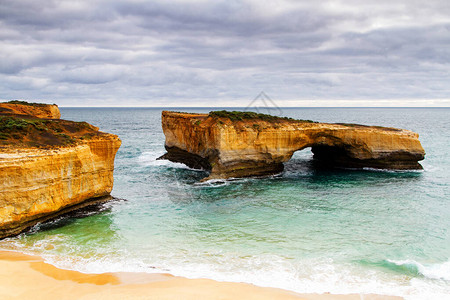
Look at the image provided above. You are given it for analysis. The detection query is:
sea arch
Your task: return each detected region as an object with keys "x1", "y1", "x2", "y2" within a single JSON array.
[{"x1": 159, "y1": 111, "x2": 425, "y2": 181}]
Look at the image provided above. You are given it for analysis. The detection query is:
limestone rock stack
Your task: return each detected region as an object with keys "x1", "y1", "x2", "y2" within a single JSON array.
[
  {"x1": 0, "y1": 102, "x2": 121, "y2": 238},
  {"x1": 159, "y1": 111, "x2": 425, "y2": 181}
]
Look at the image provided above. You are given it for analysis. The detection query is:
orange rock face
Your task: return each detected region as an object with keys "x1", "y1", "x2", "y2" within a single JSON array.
[
  {"x1": 0, "y1": 102, "x2": 61, "y2": 119},
  {"x1": 159, "y1": 111, "x2": 425, "y2": 180},
  {"x1": 0, "y1": 137, "x2": 121, "y2": 238},
  {"x1": 0, "y1": 102, "x2": 121, "y2": 238}
]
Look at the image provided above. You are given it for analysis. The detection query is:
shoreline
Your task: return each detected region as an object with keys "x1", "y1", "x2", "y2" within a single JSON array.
[{"x1": 0, "y1": 250, "x2": 402, "y2": 300}]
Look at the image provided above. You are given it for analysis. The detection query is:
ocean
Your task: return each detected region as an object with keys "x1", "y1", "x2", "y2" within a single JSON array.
[{"x1": 1, "y1": 107, "x2": 449, "y2": 299}]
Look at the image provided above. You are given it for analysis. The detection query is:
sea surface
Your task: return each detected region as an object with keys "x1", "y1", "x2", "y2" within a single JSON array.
[{"x1": 1, "y1": 108, "x2": 449, "y2": 299}]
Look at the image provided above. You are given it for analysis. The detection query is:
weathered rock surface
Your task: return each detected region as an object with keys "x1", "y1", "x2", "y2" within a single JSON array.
[
  {"x1": 0, "y1": 101, "x2": 61, "y2": 119},
  {"x1": 0, "y1": 103, "x2": 121, "y2": 238},
  {"x1": 159, "y1": 111, "x2": 425, "y2": 180}
]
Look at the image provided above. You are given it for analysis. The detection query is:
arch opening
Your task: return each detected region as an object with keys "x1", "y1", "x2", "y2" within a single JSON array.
[{"x1": 285, "y1": 144, "x2": 365, "y2": 171}]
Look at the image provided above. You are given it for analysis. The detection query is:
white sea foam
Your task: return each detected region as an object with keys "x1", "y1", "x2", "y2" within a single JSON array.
[
  {"x1": 2, "y1": 225, "x2": 449, "y2": 300},
  {"x1": 387, "y1": 259, "x2": 450, "y2": 281},
  {"x1": 195, "y1": 175, "x2": 283, "y2": 187},
  {"x1": 194, "y1": 177, "x2": 257, "y2": 187},
  {"x1": 2, "y1": 236, "x2": 449, "y2": 300},
  {"x1": 193, "y1": 179, "x2": 229, "y2": 187},
  {"x1": 137, "y1": 152, "x2": 204, "y2": 171},
  {"x1": 357, "y1": 167, "x2": 424, "y2": 173},
  {"x1": 14, "y1": 247, "x2": 448, "y2": 300}
]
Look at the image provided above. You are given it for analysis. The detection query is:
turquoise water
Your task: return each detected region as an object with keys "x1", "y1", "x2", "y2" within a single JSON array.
[{"x1": 1, "y1": 108, "x2": 449, "y2": 299}]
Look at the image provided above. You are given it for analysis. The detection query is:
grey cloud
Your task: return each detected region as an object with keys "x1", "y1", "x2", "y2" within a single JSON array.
[
  {"x1": 57, "y1": 64, "x2": 126, "y2": 84},
  {"x1": 0, "y1": 0, "x2": 449, "y2": 106},
  {"x1": 0, "y1": 0, "x2": 113, "y2": 29},
  {"x1": 322, "y1": 24, "x2": 450, "y2": 73},
  {"x1": 0, "y1": 57, "x2": 26, "y2": 74}
]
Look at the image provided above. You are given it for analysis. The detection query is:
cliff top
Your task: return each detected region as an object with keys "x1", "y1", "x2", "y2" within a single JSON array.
[
  {"x1": 0, "y1": 101, "x2": 112, "y2": 149},
  {"x1": 3, "y1": 100, "x2": 55, "y2": 107},
  {"x1": 0, "y1": 100, "x2": 61, "y2": 119},
  {"x1": 162, "y1": 110, "x2": 404, "y2": 133},
  {"x1": 209, "y1": 110, "x2": 316, "y2": 123},
  {"x1": 0, "y1": 114, "x2": 112, "y2": 149}
]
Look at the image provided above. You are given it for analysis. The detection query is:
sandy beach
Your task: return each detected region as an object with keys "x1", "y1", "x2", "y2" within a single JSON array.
[{"x1": 0, "y1": 251, "x2": 402, "y2": 300}]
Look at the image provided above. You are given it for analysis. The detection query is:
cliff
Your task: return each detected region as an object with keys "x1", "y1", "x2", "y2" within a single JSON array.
[
  {"x1": 159, "y1": 111, "x2": 425, "y2": 180},
  {"x1": 0, "y1": 102, "x2": 121, "y2": 238},
  {"x1": 0, "y1": 101, "x2": 61, "y2": 119}
]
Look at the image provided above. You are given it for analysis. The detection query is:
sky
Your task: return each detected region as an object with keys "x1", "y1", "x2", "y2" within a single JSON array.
[{"x1": 0, "y1": 0, "x2": 449, "y2": 107}]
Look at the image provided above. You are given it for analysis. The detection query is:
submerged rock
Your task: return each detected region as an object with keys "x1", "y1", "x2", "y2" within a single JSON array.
[
  {"x1": 159, "y1": 111, "x2": 425, "y2": 181},
  {"x1": 0, "y1": 101, "x2": 121, "y2": 238}
]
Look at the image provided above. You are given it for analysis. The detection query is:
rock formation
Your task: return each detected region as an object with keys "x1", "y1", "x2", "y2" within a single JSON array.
[
  {"x1": 159, "y1": 111, "x2": 425, "y2": 180},
  {"x1": 0, "y1": 101, "x2": 60, "y2": 119},
  {"x1": 0, "y1": 102, "x2": 121, "y2": 238}
]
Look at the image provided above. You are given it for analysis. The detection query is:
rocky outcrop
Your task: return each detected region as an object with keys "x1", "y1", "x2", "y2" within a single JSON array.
[
  {"x1": 0, "y1": 101, "x2": 61, "y2": 119},
  {"x1": 0, "y1": 102, "x2": 121, "y2": 238},
  {"x1": 159, "y1": 111, "x2": 425, "y2": 180}
]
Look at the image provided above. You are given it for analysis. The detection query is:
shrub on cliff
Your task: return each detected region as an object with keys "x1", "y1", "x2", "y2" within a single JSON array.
[
  {"x1": 0, "y1": 116, "x2": 99, "y2": 147},
  {"x1": 5, "y1": 100, "x2": 52, "y2": 107},
  {"x1": 0, "y1": 116, "x2": 48, "y2": 131},
  {"x1": 209, "y1": 110, "x2": 315, "y2": 123}
]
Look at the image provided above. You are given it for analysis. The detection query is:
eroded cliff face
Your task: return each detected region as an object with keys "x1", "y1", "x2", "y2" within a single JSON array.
[
  {"x1": 0, "y1": 103, "x2": 121, "y2": 238},
  {"x1": 0, "y1": 102, "x2": 61, "y2": 119},
  {"x1": 160, "y1": 111, "x2": 425, "y2": 180}
]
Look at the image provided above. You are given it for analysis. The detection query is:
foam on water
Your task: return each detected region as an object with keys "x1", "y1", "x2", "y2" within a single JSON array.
[
  {"x1": 5, "y1": 243, "x2": 448, "y2": 300},
  {"x1": 3, "y1": 225, "x2": 450, "y2": 300},
  {"x1": 194, "y1": 179, "x2": 229, "y2": 187},
  {"x1": 360, "y1": 167, "x2": 424, "y2": 173},
  {"x1": 138, "y1": 152, "x2": 200, "y2": 170},
  {"x1": 386, "y1": 259, "x2": 450, "y2": 281}
]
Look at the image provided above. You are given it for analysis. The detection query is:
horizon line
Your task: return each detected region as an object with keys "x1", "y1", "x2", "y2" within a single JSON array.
[{"x1": 58, "y1": 106, "x2": 450, "y2": 108}]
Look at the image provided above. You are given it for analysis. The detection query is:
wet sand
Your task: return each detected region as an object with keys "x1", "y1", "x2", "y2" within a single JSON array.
[{"x1": 0, "y1": 251, "x2": 402, "y2": 300}]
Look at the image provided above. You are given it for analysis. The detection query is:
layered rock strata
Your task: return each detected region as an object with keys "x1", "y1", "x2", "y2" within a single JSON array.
[
  {"x1": 0, "y1": 102, "x2": 121, "y2": 238},
  {"x1": 159, "y1": 111, "x2": 425, "y2": 180}
]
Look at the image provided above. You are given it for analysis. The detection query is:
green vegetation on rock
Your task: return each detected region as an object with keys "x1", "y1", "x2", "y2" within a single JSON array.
[
  {"x1": 0, "y1": 116, "x2": 48, "y2": 131},
  {"x1": 209, "y1": 110, "x2": 316, "y2": 123},
  {"x1": 5, "y1": 100, "x2": 52, "y2": 107},
  {"x1": 0, "y1": 116, "x2": 98, "y2": 148}
]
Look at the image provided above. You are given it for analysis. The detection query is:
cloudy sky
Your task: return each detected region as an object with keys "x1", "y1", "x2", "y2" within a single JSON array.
[{"x1": 0, "y1": 0, "x2": 449, "y2": 107}]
